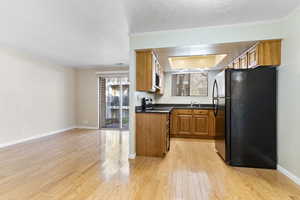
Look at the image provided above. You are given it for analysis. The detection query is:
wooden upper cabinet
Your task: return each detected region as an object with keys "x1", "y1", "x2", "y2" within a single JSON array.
[
  {"x1": 136, "y1": 50, "x2": 164, "y2": 93},
  {"x1": 248, "y1": 40, "x2": 281, "y2": 68},
  {"x1": 248, "y1": 45, "x2": 259, "y2": 68},
  {"x1": 233, "y1": 58, "x2": 240, "y2": 69},
  {"x1": 228, "y1": 62, "x2": 234, "y2": 69},
  {"x1": 136, "y1": 51, "x2": 154, "y2": 92},
  {"x1": 240, "y1": 53, "x2": 248, "y2": 69},
  {"x1": 226, "y1": 40, "x2": 281, "y2": 70},
  {"x1": 257, "y1": 40, "x2": 281, "y2": 67}
]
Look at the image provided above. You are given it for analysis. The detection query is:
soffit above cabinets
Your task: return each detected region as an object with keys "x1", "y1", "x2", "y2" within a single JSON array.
[{"x1": 154, "y1": 41, "x2": 257, "y2": 72}]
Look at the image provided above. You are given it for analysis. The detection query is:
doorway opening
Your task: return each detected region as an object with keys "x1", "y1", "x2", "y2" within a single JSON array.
[{"x1": 99, "y1": 75, "x2": 129, "y2": 130}]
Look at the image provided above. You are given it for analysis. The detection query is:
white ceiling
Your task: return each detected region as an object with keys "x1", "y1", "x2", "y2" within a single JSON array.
[
  {"x1": 0, "y1": 0, "x2": 299, "y2": 67},
  {"x1": 125, "y1": 0, "x2": 300, "y2": 33},
  {"x1": 0, "y1": 0, "x2": 129, "y2": 67}
]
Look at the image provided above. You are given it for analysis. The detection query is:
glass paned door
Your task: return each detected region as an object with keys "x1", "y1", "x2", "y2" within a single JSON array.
[
  {"x1": 121, "y1": 79, "x2": 129, "y2": 129},
  {"x1": 100, "y1": 76, "x2": 129, "y2": 130}
]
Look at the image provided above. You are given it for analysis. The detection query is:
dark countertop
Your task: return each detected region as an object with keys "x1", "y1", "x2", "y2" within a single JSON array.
[{"x1": 135, "y1": 104, "x2": 214, "y2": 114}]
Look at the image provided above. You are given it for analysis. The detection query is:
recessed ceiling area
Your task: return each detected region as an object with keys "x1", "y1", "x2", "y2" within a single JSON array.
[
  {"x1": 169, "y1": 54, "x2": 227, "y2": 70},
  {"x1": 155, "y1": 41, "x2": 257, "y2": 71}
]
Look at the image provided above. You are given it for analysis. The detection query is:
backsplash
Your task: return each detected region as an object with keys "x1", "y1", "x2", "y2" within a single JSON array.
[
  {"x1": 155, "y1": 96, "x2": 213, "y2": 104},
  {"x1": 135, "y1": 91, "x2": 155, "y2": 106}
]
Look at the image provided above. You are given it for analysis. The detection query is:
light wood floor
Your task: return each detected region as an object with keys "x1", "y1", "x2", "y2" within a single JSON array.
[{"x1": 0, "y1": 129, "x2": 299, "y2": 200}]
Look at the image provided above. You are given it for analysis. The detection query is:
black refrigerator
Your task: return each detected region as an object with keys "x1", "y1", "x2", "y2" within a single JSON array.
[{"x1": 213, "y1": 67, "x2": 277, "y2": 169}]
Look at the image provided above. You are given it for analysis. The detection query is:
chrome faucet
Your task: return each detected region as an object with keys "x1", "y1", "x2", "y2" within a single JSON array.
[{"x1": 191, "y1": 100, "x2": 200, "y2": 108}]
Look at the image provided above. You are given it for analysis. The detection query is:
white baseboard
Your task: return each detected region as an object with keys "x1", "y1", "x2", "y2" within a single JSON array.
[
  {"x1": 76, "y1": 126, "x2": 99, "y2": 130},
  {"x1": 277, "y1": 165, "x2": 300, "y2": 186},
  {"x1": 128, "y1": 153, "x2": 136, "y2": 159},
  {"x1": 0, "y1": 127, "x2": 76, "y2": 149}
]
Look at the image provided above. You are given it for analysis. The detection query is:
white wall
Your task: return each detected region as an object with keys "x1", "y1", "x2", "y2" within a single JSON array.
[
  {"x1": 277, "y1": 8, "x2": 300, "y2": 180},
  {"x1": 75, "y1": 69, "x2": 99, "y2": 128},
  {"x1": 154, "y1": 71, "x2": 220, "y2": 104},
  {"x1": 0, "y1": 47, "x2": 76, "y2": 147},
  {"x1": 135, "y1": 91, "x2": 155, "y2": 106},
  {"x1": 130, "y1": 20, "x2": 283, "y2": 50},
  {"x1": 75, "y1": 67, "x2": 129, "y2": 128}
]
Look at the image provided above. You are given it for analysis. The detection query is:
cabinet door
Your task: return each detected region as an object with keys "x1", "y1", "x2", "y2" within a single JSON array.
[
  {"x1": 248, "y1": 45, "x2": 258, "y2": 68},
  {"x1": 192, "y1": 115, "x2": 209, "y2": 136},
  {"x1": 176, "y1": 115, "x2": 193, "y2": 135},
  {"x1": 233, "y1": 58, "x2": 240, "y2": 69},
  {"x1": 136, "y1": 113, "x2": 147, "y2": 156},
  {"x1": 257, "y1": 40, "x2": 281, "y2": 66},
  {"x1": 136, "y1": 51, "x2": 154, "y2": 92},
  {"x1": 136, "y1": 113, "x2": 168, "y2": 157},
  {"x1": 240, "y1": 53, "x2": 248, "y2": 69}
]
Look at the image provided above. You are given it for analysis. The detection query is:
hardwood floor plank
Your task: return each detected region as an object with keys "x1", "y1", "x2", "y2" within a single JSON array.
[{"x1": 0, "y1": 129, "x2": 299, "y2": 200}]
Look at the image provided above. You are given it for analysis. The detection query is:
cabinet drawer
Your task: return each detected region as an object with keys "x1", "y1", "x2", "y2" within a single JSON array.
[
  {"x1": 174, "y1": 109, "x2": 192, "y2": 115},
  {"x1": 193, "y1": 110, "x2": 208, "y2": 115}
]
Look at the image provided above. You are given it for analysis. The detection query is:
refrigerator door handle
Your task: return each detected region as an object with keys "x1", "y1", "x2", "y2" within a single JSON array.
[
  {"x1": 214, "y1": 99, "x2": 219, "y2": 117},
  {"x1": 212, "y1": 80, "x2": 218, "y2": 100},
  {"x1": 212, "y1": 80, "x2": 219, "y2": 117},
  {"x1": 212, "y1": 80, "x2": 216, "y2": 109}
]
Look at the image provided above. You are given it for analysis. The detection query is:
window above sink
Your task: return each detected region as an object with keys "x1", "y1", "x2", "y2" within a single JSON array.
[{"x1": 171, "y1": 72, "x2": 208, "y2": 97}]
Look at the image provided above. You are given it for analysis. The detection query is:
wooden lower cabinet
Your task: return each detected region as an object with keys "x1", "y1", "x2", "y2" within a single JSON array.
[
  {"x1": 176, "y1": 114, "x2": 193, "y2": 135},
  {"x1": 193, "y1": 115, "x2": 209, "y2": 136},
  {"x1": 136, "y1": 113, "x2": 169, "y2": 157},
  {"x1": 171, "y1": 109, "x2": 216, "y2": 139}
]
